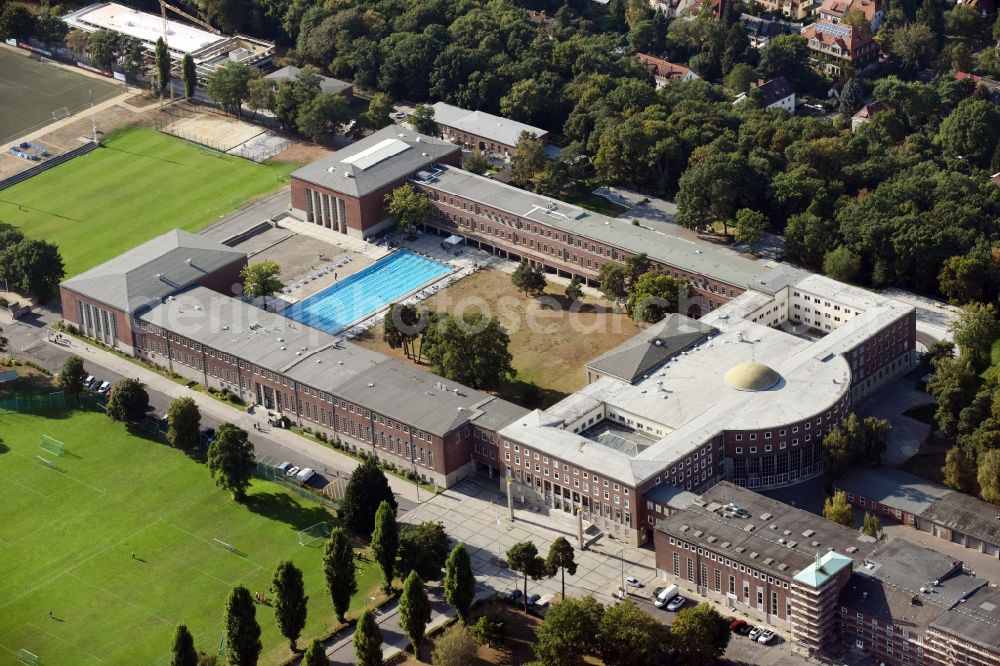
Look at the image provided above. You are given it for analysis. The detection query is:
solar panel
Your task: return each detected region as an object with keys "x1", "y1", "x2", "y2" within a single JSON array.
[
  {"x1": 340, "y1": 138, "x2": 410, "y2": 171},
  {"x1": 817, "y1": 21, "x2": 851, "y2": 38}
]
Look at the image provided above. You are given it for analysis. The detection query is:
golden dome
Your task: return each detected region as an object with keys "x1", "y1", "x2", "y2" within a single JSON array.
[{"x1": 724, "y1": 361, "x2": 781, "y2": 392}]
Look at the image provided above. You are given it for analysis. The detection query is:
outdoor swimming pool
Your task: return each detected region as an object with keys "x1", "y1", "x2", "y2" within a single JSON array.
[{"x1": 282, "y1": 250, "x2": 451, "y2": 333}]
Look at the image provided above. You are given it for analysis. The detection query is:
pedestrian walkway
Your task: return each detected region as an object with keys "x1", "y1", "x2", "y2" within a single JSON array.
[{"x1": 52, "y1": 334, "x2": 423, "y2": 505}]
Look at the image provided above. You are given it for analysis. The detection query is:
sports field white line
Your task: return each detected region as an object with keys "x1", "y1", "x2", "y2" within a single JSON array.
[
  {"x1": 19, "y1": 621, "x2": 106, "y2": 663},
  {"x1": 69, "y1": 572, "x2": 173, "y2": 627}
]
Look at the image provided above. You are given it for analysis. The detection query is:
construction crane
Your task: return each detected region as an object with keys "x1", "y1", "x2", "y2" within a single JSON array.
[{"x1": 158, "y1": 0, "x2": 222, "y2": 36}]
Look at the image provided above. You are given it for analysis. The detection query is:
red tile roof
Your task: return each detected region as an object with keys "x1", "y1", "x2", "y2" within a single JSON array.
[{"x1": 636, "y1": 54, "x2": 697, "y2": 82}]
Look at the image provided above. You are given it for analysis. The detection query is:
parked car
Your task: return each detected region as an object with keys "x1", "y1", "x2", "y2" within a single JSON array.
[
  {"x1": 531, "y1": 593, "x2": 553, "y2": 616},
  {"x1": 666, "y1": 595, "x2": 686, "y2": 611},
  {"x1": 286, "y1": 466, "x2": 300, "y2": 477},
  {"x1": 758, "y1": 629, "x2": 776, "y2": 645},
  {"x1": 296, "y1": 468, "x2": 315, "y2": 483},
  {"x1": 526, "y1": 593, "x2": 541, "y2": 605},
  {"x1": 654, "y1": 584, "x2": 678, "y2": 608},
  {"x1": 84, "y1": 375, "x2": 95, "y2": 389},
  {"x1": 275, "y1": 461, "x2": 292, "y2": 474},
  {"x1": 730, "y1": 619, "x2": 751, "y2": 636},
  {"x1": 625, "y1": 576, "x2": 642, "y2": 588},
  {"x1": 749, "y1": 626, "x2": 764, "y2": 641},
  {"x1": 98, "y1": 381, "x2": 111, "y2": 393},
  {"x1": 391, "y1": 111, "x2": 406, "y2": 119},
  {"x1": 504, "y1": 589, "x2": 524, "y2": 604}
]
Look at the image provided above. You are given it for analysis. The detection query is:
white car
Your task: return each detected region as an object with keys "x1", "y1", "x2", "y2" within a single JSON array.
[
  {"x1": 285, "y1": 466, "x2": 300, "y2": 477},
  {"x1": 625, "y1": 576, "x2": 642, "y2": 588},
  {"x1": 749, "y1": 626, "x2": 764, "y2": 641},
  {"x1": 296, "y1": 467, "x2": 315, "y2": 483},
  {"x1": 757, "y1": 629, "x2": 776, "y2": 644},
  {"x1": 666, "y1": 595, "x2": 686, "y2": 611},
  {"x1": 391, "y1": 111, "x2": 406, "y2": 119}
]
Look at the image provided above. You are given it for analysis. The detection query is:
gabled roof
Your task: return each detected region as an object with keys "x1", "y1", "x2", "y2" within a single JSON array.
[
  {"x1": 586, "y1": 314, "x2": 717, "y2": 384},
  {"x1": 430, "y1": 102, "x2": 548, "y2": 147},
  {"x1": 61, "y1": 229, "x2": 245, "y2": 313},
  {"x1": 802, "y1": 21, "x2": 875, "y2": 57},
  {"x1": 853, "y1": 100, "x2": 886, "y2": 119},
  {"x1": 755, "y1": 77, "x2": 795, "y2": 106},
  {"x1": 264, "y1": 66, "x2": 352, "y2": 96},
  {"x1": 793, "y1": 550, "x2": 853, "y2": 587},
  {"x1": 819, "y1": 0, "x2": 879, "y2": 22},
  {"x1": 636, "y1": 54, "x2": 698, "y2": 83}
]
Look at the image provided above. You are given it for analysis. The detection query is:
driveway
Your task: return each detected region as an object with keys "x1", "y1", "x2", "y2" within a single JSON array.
[{"x1": 857, "y1": 370, "x2": 935, "y2": 466}]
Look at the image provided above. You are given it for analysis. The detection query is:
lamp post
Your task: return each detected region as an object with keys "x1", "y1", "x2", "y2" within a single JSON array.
[{"x1": 496, "y1": 512, "x2": 502, "y2": 563}]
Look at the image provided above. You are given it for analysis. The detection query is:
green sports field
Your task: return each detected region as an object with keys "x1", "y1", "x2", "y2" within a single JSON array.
[
  {"x1": 0, "y1": 127, "x2": 298, "y2": 277},
  {"x1": 0, "y1": 408, "x2": 379, "y2": 665}
]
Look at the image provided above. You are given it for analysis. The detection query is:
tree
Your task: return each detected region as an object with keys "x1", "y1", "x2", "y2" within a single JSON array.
[
  {"x1": 166, "y1": 397, "x2": 201, "y2": 450},
  {"x1": 978, "y1": 449, "x2": 1000, "y2": 504},
  {"x1": 861, "y1": 416, "x2": 892, "y2": 464},
  {"x1": 0, "y1": 326, "x2": 7, "y2": 360},
  {"x1": 354, "y1": 609, "x2": 383, "y2": 666},
  {"x1": 302, "y1": 639, "x2": 327, "y2": 666},
  {"x1": 247, "y1": 77, "x2": 276, "y2": 118},
  {"x1": 170, "y1": 625, "x2": 199, "y2": 666},
  {"x1": 241, "y1": 260, "x2": 284, "y2": 306},
  {"x1": 364, "y1": 93, "x2": 394, "y2": 130},
  {"x1": 839, "y1": 78, "x2": 864, "y2": 117},
  {"x1": 596, "y1": 600, "x2": 669, "y2": 666},
  {"x1": 385, "y1": 184, "x2": 432, "y2": 234},
  {"x1": 410, "y1": 104, "x2": 439, "y2": 137},
  {"x1": 950, "y1": 302, "x2": 1000, "y2": 366},
  {"x1": 341, "y1": 455, "x2": 397, "y2": 534},
  {"x1": 274, "y1": 71, "x2": 321, "y2": 130},
  {"x1": 399, "y1": 571, "x2": 431, "y2": 653},
  {"x1": 943, "y1": 445, "x2": 977, "y2": 492},
  {"x1": 945, "y1": 4, "x2": 980, "y2": 37},
  {"x1": 821, "y1": 425, "x2": 854, "y2": 479},
  {"x1": 937, "y1": 100, "x2": 1000, "y2": 169},
  {"x1": 724, "y1": 63, "x2": 758, "y2": 94},
  {"x1": 511, "y1": 260, "x2": 547, "y2": 297},
  {"x1": 394, "y1": 522, "x2": 449, "y2": 582},
  {"x1": 57, "y1": 355, "x2": 87, "y2": 402},
  {"x1": 939, "y1": 255, "x2": 989, "y2": 304},
  {"x1": 565, "y1": 276, "x2": 583, "y2": 301},
  {"x1": 461, "y1": 149, "x2": 490, "y2": 174},
  {"x1": 371, "y1": 500, "x2": 399, "y2": 593},
  {"x1": 890, "y1": 23, "x2": 937, "y2": 72},
  {"x1": 155, "y1": 37, "x2": 170, "y2": 93},
  {"x1": 421, "y1": 312, "x2": 514, "y2": 391},
  {"x1": 545, "y1": 537, "x2": 577, "y2": 598},
  {"x1": 443, "y1": 543, "x2": 476, "y2": 623},
  {"x1": 928, "y1": 356, "x2": 979, "y2": 435},
  {"x1": 204, "y1": 62, "x2": 252, "y2": 116},
  {"x1": 182, "y1": 53, "x2": 196, "y2": 100},
  {"x1": 676, "y1": 154, "x2": 759, "y2": 234},
  {"x1": 383, "y1": 303, "x2": 422, "y2": 360},
  {"x1": 272, "y1": 561, "x2": 308, "y2": 650},
  {"x1": 224, "y1": 586, "x2": 262, "y2": 666},
  {"x1": 598, "y1": 264, "x2": 628, "y2": 302},
  {"x1": 106, "y1": 378, "x2": 149, "y2": 423},
  {"x1": 206, "y1": 423, "x2": 255, "y2": 501},
  {"x1": 670, "y1": 602, "x2": 731, "y2": 665},
  {"x1": 823, "y1": 246, "x2": 861, "y2": 283},
  {"x1": 862, "y1": 511, "x2": 883, "y2": 538},
  {"x1": 323, "y1": 528, "x2": 356, "y2": 622},
  {"x1": 432, "y1": 623, "x2": 478, "y2": 666},
  {"x1": 625, "y1": 272, "x2": 693, "y2": 324},
  {"x1": 1, "y1": 239, "x2": 64, "y2": 301},
  {"x1": 470, "y1": 614, "x2": 506, "y2": 649},
  {"x1": 510, "y1": 132, "x2": 547, "y2": 189},
  {"x1": 823, "y1": 491, "x2": 853, "y2": 527},
  {"x1": 535, "y1": 596, "x2": 604, "y2": 666},
  {"x1": 506, "y1": 541, "x2": 548, "y2": 612},
  {"x1": 733, "y1": 208, "x2": 767, "y2": 252},
  {"x1": 759, "y1": 34, "x2": 811, "y2": 87},
  {"x1": 0, "y1": 5, "x2": 36, "y2": 40},
  {"x1": 297, "y1": 93, "x2": 350, "y2": 143}
]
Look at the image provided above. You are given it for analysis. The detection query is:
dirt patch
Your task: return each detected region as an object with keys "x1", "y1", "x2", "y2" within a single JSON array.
[
  {"x1": 0, "y1": 364, "x2": 55, "y2": 397},
  {"x1": 274, "y1": 140, "x2": 332, "y2": 164},
  {"x1": 353, "y1": 268, "x2": 641, "y2": 407}
]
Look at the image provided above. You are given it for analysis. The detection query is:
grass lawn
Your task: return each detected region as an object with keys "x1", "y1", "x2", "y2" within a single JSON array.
[
  {"x1": 0, "y1": 127, "x2": 299, "y2": 277},
  {"x1": 0, "y1": 408, "x2": 380, "y2": 665},
  {"x1": 353, "y1": 268, "x2": 641, "y2": 407}
]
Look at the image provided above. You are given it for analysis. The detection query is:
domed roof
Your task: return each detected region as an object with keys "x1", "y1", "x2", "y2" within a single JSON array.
[{"x1": 725, "y1": 361, "x2": 781, "y2": 392}]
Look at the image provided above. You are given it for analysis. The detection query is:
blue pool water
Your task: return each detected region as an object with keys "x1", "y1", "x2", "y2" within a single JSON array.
[{"x1": 282, "y1": 250, "x2": 451, "y2": 333}]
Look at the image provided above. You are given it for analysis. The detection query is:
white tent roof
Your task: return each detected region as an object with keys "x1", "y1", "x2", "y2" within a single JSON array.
[{"x1": 443, "y1": 235, "x2": 464, "y2": 245}]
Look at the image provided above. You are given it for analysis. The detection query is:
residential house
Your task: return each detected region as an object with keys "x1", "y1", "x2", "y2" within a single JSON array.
[
  {"x1": 637, "y1": 54, "x2": 700, "y2": 88},
  {"x1": 741, "y1": 13, "x2": 798, "y2": 48},
  {"x1": 735, "y1": 77, "x2": 796, "y2": 111},
  {"x1": 851, "y1": 101, "x2": 885, "y2": 130},
  {"x1": 264, "y1": 65, "x2": 353, "y2": 98}
]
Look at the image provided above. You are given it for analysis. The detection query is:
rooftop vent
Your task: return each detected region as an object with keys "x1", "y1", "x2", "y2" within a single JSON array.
[
  {"x1": 345, "y1": 172, "x2": 354, "y2": 179},
  {"x1": 802, "y1": 530, "x2": 815, "y2": 538},
  {"x1": 707, "y1": 536, "x2": 717, "y2": 543},
  {"x1": 327, "y1": 166, "x2": 336, "y2": 173},
  {"x1": 788, "y1": 541, "x2": 798, "y2": 548},
  {"x1": 693, "y1": 530, "x2": 703, "y2": 538},
  {"x1": 778, "y1": 563, "x2": 788, "y2": 571},
  {"x1": 679, "y1": 525, "x2": 690, "y2": 532},
  {"x1": 368, "y1": 382, "x2": 375, "y2": 387},
  {"x1": 721, "y1": 541, "x2": 731, "y2": 548},
  {"x1": 760, "y1": 513, "x2": 773, "y2": 521},
  {"x1": 846, "y1": 546, "x2": 858, "y2": 553},
  {"x1": 750, "y1": 552, "x2": 759, "y2": 559},
  {"x1": 735, "y1": 546, "x2": 745, "y2": 553},
  {"x1": 186, "y1": 258, "x2": 192, "y2": 265},
  {"x1": 744, "y1": 524, "x2": 755, "y2": 532},
  {"x1": 811, "y1": 541, "x2": 821, "y2": 547}
]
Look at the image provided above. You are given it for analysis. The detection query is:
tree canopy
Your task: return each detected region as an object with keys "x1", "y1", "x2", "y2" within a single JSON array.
[
  {"x1": 341, "y1": 455, "x2": 397, "y2": 534},
  {"x1": 206, "y1": 423, "x2": 255, "y2": 501}
]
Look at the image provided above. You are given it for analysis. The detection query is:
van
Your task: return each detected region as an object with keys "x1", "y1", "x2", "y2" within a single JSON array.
[
  {"x1": 654, "y1": 584, "x2": 679, "y2": 608},
  {"x1": 532, "y1": 593, "x2": 554, "y2": 616},
  {"x1": 296, "y1": 468, "x2": 316, "y2": 483}
]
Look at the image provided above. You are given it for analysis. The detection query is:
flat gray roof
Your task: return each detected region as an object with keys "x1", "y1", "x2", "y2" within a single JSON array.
[
  {"x1": 61, "y1": 229, "x2": 245, "y2": 313},
  {"x1": 139, "y1": 286, "x2": 527, "y2": 436},
  {"x1": 931, "y1": 584, "x2": 1000, "y2": 653},
  {"x1": 920, "y1": 492, "x2": 1000, "y2": 548},
  {"x1": 658, "y1": 482, "x2": 877, "y2": 581},
  {"x1": 293, "y1": 127, "x2": 459, "y2": 198},
  {"x1": 835, "y1": 467, "x2": 954, "y2": 517},
  {"x1": 265, "y1": 66, "x2": 351, "y2": 96},
  {"x1": 586, "y1": 314, "x2": 717, "y2": 384},
  {"x1": 430, "y1": 102, "x2": 548, "y2": 147},
  {"x1": 414, "y1": 165, "x2": 768, "y2": 288}
]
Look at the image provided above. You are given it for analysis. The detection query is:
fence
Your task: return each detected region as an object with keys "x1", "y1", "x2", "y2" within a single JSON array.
[
  {"x1": 255, "y1": 459, "x2": 340, "y2": 511},
  {"x1": 0, "y1": 391, "x2": 106, "y2": 414},
  {"x1": 0, "y1": 142, "x2": 98, "y2": 192},
  {"x1": 152, "y1": 118, "x2": 292, "y2": 163}
]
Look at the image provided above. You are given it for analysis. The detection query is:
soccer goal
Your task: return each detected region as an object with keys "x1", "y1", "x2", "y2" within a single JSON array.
[
  {"x1": 16, "y1": 649, "x2": 39, "y2": 665},
  {"x1": 213, "y1": 538, "x2": 236, "y2": 552},
  {"x1": 52, "y1": 106, "x2": 70, "y2": 121},
  {"x1": 39, "y1": 435, "x2": 64, "y2": 457},
  {"x1": 297, "y1": 521, "x2": 331, "y2": 547}
]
